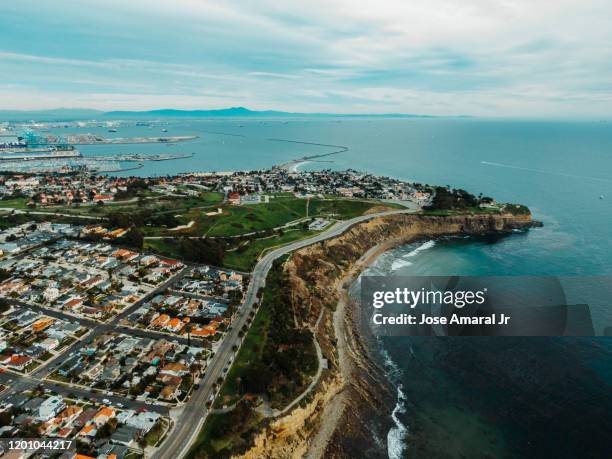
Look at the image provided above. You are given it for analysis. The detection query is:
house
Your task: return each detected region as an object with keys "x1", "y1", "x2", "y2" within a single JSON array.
[
  {"x1": 63, "y1": 297, "x2": 84, "y2": 311},
  {"x1": 126, "y1": 411, "x2": 161, "y2": 433},
  {"x1": 151, "y1": 314, "x2": 170, "y2": 328},
  {"x1": 93, "y1": 407, "x2": 116, "y2": 427},
  {"x1": 78, "y1": 424, "x2": 97, "y2": 438},
  {"x1": 97, "y1": 443, "x2": 129, "y2": 459},
  {"x1": 42, "y1": 287, "x2": 60, "y2": 302},
  {"x1": 31, "y1": 317, "x2": 55, "y2": 332},
  {"x1": 159, "y1": 362, "x2": 188, "y2": 377},
  {"x1": 191, "y1": 328, "x2": 215, "y2": 337},
  {"x1": 166, "y1": 317, "x2": 183, "y2": 333},
  {"x1": 100, "y1": 364, "x2": 121, "y2": 382},
  {"x1": 116, "y1": 409, "x2": 135, "y2": 424},
  {"x1": 160, "y1": 384, "x2": 180, "y2": 400},
  {"x1": 228, "y1": 191, "x2": 241, "y2": 205},
  {"x1": 93, "y1": 194, "x2": 113, "y2": 202},
  {"x1": 56, "y1": 426, "x2": 73, "y2": 438},
  {"x1": 139, "y1": 255, "x2": 158, "y2": 267},
  {"x1": 5, "y1": 354, "x2": 32, "y2": 371},
  {"x1": 111, "y1": 425, "x2": 140, "y2": 446},
  {"x1": 39, "y1": 338, "x2": 60, "y2": 351},
  {"x1": 73, "y1": 408, "x2": 97, "y2": 428},
  {"x1": 37, "y1": 396, "x2": 65, "y2": 421},
  {"x1": 54, "y1": 405, "x2": 82, "y2": 425}
]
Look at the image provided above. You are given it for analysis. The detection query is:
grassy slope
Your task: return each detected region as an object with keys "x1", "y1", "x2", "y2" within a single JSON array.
[
  {"x1": 187, "y1": 249, "x2": 319, "y2": 457},
  {"x1": 186, "y1": 258, "x2": 283, "y2": 459},
  {"x1": 222, "y1": 228, "x2": 316, "y2": 271}
]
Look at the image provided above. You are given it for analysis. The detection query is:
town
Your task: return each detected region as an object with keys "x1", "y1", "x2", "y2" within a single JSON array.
[
  {"x1": 0, "y1": 219, "x2": 248, "y2": 458},
  {"x1": 0, "y1": 130, "x2": 512, "y2": 459}
]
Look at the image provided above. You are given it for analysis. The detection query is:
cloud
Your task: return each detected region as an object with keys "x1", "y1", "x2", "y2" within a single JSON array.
[{"x1": 0, "y1": 0, "x2": 611, "y2": 117}]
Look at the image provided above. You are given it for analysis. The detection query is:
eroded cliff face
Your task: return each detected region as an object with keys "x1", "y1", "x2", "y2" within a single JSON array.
[
  {"x1": 288, "y1": 212, "x2": 534, "y2": 328},
  {"x1": 234, "y1": 212, "x2": 535, "y2": 459}
]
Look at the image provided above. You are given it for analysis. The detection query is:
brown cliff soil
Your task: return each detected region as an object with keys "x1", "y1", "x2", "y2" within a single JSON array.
[{"x1": 234, "y1": 212, "x2": 535, "y2": 459}]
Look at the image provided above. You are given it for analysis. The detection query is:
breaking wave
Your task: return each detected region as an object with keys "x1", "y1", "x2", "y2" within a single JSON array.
[{"x1": 390, "y1": 240, "x2": 436, "y2": 271}]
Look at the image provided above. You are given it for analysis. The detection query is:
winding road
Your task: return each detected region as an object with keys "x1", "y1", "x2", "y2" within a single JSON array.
[{"x1": 155, "y1": 207, "x2": 416, "y2": 459}]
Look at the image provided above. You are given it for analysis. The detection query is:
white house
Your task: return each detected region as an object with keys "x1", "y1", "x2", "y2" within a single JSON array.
[{"x1": 37, "y1": 396, "x2": 65, "y2": 421}]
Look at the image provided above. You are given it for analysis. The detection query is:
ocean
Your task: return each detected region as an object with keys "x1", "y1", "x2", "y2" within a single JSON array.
[{"x1": 51, "y1": 118, "x2": 612, "y2": 457}]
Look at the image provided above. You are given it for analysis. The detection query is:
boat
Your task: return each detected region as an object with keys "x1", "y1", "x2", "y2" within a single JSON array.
[{"x1": 600, "y1": 195, "x2": 604, "y2": 199}]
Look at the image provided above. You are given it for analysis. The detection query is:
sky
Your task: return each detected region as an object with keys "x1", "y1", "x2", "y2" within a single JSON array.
[{"x1": 0, "y1": 0, "x2": 611, "y2": 117}]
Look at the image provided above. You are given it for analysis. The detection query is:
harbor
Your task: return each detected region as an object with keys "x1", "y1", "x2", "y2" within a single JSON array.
[{"x1": 0, "y1": 128, "x2": 198, "y2": 173}]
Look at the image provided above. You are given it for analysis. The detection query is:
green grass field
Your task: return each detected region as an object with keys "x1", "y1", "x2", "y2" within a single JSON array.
[
  {"x1": 214, "y1": 288, "x2": 273, "y2": 408},
  {"x1": 173, "y1": 196, "x2": 395, "y2": 239},
  {"x1": 191, "y1": 196, "x2": 307, "y2": 237},
  {"x1": 0, "y1": 197, "x2": 29, "y2": 209},
  {"x1": 142, "y1": 238, "x2": 184, "y2": 259},
  {"x1": 222, "y1": 228, "x2": 316, "y2": 271}
]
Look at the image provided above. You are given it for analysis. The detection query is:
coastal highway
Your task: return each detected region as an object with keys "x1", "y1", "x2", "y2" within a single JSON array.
[{"x1": 155, "y1": 207, "x2": 416, "y2": 459}]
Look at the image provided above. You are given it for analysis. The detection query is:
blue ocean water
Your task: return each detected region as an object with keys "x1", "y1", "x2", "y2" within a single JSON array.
[{"x1": 53, "y1": 118, "x2": 612, "y2": 457}]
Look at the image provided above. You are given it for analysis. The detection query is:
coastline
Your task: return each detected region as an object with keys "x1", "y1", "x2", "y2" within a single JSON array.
[
  {"x1": 306, "y1": 234, "x2": 401, "y2": 458},
  {"x1": 301, "y1": 213, "x2": 538, "y2": 458},
  {"x1": 312, "y1": 231, "x2": 440, "y2": 458},
  {"x1": 227, "y1": 212, "x2": 538, "y2": 459}
]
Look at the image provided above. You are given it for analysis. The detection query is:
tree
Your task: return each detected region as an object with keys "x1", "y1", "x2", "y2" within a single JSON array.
[{"x1": 124, "y1": 228, "x2": 144, "y2": 249}]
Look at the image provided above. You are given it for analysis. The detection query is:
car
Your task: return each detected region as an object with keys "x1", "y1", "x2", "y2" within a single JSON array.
[
  {"x1": 116, "y1": 403, "x2": 124, "y2": 408},
  {"x1": 102, "y1": 398, "x2": 110, "y2": 404}
]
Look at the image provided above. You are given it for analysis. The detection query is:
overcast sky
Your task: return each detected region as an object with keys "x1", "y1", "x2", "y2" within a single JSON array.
[{"x1": 0, "y1": 0, "x2": 611, "y2": 117}]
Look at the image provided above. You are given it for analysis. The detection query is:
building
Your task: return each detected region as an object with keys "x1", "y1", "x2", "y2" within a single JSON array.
[
  {"x1": 37, "y1": 396, "x2": 65, "y2": 421},
  {"x1": 228, "y1": 191, "x2": 241, "y2": 205}
]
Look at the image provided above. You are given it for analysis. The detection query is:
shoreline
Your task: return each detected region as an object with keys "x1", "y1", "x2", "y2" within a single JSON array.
[
  {"x1": 310, "y1": 233, "x2": 432, "y2": 458},
  {"x1": 305, "y1": 214, "x2": 539, "y2": 458},
  {"x1": 209, "y1": 212, "x2": 537, "y2": 459}
]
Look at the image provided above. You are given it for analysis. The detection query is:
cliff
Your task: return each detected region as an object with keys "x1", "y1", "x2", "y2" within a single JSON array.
[{"x1": 234, "y1": 212, "x2": 536, "y2": 459}]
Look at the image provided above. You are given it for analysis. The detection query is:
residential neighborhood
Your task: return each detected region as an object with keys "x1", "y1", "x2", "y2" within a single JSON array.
[{"x1": 0, "y1": 219, "x2": 251, "y2": 458}]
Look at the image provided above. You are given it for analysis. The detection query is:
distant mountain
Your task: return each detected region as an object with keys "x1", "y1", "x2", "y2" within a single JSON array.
[
  {"x1": 0, "y1": 106, "x2": 453, "y2": 122},
  {"x1": 103, "y1": 107, "x2": 292, "y2": 118},
  {"x1": 0, "y1": 108, "x2": 104, "y2": 121},
  {"x1": 103, "y1": 107, "x2": 439, "y2": 119}
]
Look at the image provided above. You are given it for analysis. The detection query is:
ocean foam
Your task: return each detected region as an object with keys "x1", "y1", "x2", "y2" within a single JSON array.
[
  {"x1": 390, "y1": 240, "x2": 436, "y2": 272},
  {"x1": 391, "y1": 259, "x2": 413, "y2": 270},
  {"x1": 387, "y1": 384, "x2": 408, "y2": 459}
]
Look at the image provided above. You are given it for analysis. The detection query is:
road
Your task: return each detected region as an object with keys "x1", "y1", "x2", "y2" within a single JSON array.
[
  {"x1": 155, "y1": 208, "x2": 415, "y2": 459},
  {"x1": 0, "y1": 371, "x2": 169, "y2": 415}
]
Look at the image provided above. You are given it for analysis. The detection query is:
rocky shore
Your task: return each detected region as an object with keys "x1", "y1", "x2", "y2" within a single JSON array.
[{"x1": 236, "y1": 212, "x2": 537, "y2": 459}]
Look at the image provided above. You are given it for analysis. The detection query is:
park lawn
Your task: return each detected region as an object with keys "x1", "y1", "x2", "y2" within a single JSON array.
[
  {"x1": 197, "y1": 198, "x2": 308, "y2": 237},
  {"x1": 0, "y1": 197, "x2": 29, "y2": 209},
  {"x1": 187, "y1": 197, "x2": 391, "y2": 238},
  {"x1": 172, "y1": 191, "x2": 224, "y2": 208},
  {"x1": 223, "y1": 228, "x2": 316, "y2": 271}
]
